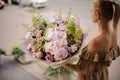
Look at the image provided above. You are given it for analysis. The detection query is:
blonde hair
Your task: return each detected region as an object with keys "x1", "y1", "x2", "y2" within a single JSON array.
[
  {"x1": 112, "y1": 1, "x2": 120, "y2": 32},
  {"x1": 93, "y1": 0, "x2": 120, "y2": 32}
]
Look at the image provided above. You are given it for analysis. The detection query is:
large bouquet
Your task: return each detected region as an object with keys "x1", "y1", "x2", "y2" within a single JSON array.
[{"x1": 23, "y1": 10, "x2": 87, "y2": 68}]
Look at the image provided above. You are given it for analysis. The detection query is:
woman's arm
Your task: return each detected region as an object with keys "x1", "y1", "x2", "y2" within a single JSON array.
[{"x1": 64, "y1": 64, "x2": 81, "y2": 72}]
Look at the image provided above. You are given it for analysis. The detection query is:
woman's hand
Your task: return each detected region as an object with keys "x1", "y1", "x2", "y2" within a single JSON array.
[
  {"x1": 63, "y1": 63, "x2": 80, "y2": 72},
  {"x1": 63, "y1": 63, "x2": 71, "y2": 68}
]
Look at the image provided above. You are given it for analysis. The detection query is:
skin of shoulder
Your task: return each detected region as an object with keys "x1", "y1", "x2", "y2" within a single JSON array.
[{"x1": 87, "y1": 34, "x2": 111, "y2": 52}]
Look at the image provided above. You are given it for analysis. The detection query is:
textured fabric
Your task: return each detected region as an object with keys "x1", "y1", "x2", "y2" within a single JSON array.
[{"x1": 76, "y1": 46, "x2": 120, "y2": 80}]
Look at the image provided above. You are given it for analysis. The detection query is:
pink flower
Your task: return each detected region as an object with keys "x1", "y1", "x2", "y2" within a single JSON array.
[
  {"x1": 31, "y1": 45, "x2": 36, "y2": 52},
  {"x1": 35, "y1": 30, "x2": 42, "y2": 39},
  {"x1": 54, "y1": 15, "x2": 62, "y2": 24},
  {"x1": 27, "y1": 43, "x2": 32, "y2": 51},
  {"x1": 57, "y1": 24, "x2": 67, "y2": 31},
  {"x1": 45, "y1": 54, "x2": 54, "y2": 62},
  {"x1": 45, "y1": 28, "x2": 54, "y2": 41},
  {"x1": 54, "y1": 47, "x2": 69, "y2": 61},
  {"x1": 27, "y1": 43, "x2": 36, "y2": 52},
  {"x1": 33, "y1": 52, "x2": 43, "y2": 59},
  {"x1": 44, "y1": 42, "x2": 53, "y2": 53}
]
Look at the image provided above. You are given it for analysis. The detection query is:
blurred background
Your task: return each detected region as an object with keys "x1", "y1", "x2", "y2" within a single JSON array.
[{"x1": 0, "y1": 0, "x2": 120, "y2": 80}]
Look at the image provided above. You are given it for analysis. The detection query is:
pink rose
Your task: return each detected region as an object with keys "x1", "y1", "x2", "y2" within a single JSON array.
[
  {"x1": 54, "y1": 47, "x2": 69, "y2": 61},
  {"x1": 45, "y1": 54, "x2": 54, "y2": 62},
  {"x1": 33, "y1": 52, "x2": 43, "y2": 59}
]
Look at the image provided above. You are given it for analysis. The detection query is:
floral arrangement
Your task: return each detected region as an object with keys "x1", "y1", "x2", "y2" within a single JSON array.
[
  {"x1": 22, "y1": 9, "x2": 87, "y2": 77},
  {"x1": 23, "y1": 9, "x2": 87, "y2": 66}
]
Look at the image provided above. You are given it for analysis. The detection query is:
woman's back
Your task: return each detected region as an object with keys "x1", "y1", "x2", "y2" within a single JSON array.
[{"x1": 88, "y1": 27, "x2": 118, "y2": 52}]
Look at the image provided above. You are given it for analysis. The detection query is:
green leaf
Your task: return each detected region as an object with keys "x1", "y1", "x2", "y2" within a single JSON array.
[
  {"x1": 22, "y1": 23, "x2": 31, "y2": 32},
  {"x1": 62, "y1": 68, "x2": 74, "y2": 77},
  {"x1": 56, "y1": 67, "x2": 63, "y2": 74},
  {"x1": 66, "y1": 20, "x2": 76, "y2": 35},
  {"x1": 48, "y1": 70, "x2": 57, "y2": 76},
  {"x1": 35, "y1": 37, "x2": 45, "y2": 51},
  {"x1": 67, "y1": 20, "x2": 76, "y2": 28},
  {"x1": 12, "y1": 48, "x2": 24, "y2": 55},
  {"x1": 67, "y1": 26, "x2": 76, "y2": 35},
  {"x1": 66, "y1": 34, "x2": 75, "y2": 45},
  {"x1": 44, "y1": 66, "x2": 53, "y2": 74},
  {"x1": 44, "y1": 66, "x2": 74, "y2": 77},
  {"x1": 0, "y1": 49, "x2": 6, "y2": 55},
  {"x1": 75, "y1": 29, "x2": 83, "y2": 40},
  {"x1": 66, "y1": 8, "x2": 72, "y2": 21},
  {"x1": 32, "y1": 16, "x2": 41, "y2": 26},
  {"x1": 46, "y1": 24, "x2": 55, "y2": 28},
  {"x1": 12, "y1": 43, "x2": 22, "y2": 49}
]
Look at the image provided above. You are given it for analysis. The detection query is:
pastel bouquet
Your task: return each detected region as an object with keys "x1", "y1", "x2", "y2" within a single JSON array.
[{"x1": 23, "y1": 10, "x2": 87, "y2": 68}]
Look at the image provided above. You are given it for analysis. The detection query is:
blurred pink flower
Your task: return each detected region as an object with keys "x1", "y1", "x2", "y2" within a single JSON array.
[
  {"x1": 54, "y1": 47, "x2": 69, "y2": 61},
  {"x1": 57, "y1": 24, "x2": 67, "y2": 31},
  {"x1": 33, "y1": 52, "x2": 43, "y2": 59},
  {"x1": 31, "y1": 45, "x2": 36, "y2": 52},
  {"x1": 27, "y1": 43, "x2": 32, "y2": 50},
  {"x1": 45, "y1": 54, "x2": 54, "y2": 62},
  {"x1": 44, "y1": 42, "x2": 53, "y2": 53},
  {"x1": 54, "y1": 15, "x2": 62, "y2": 24},
  {"x1": 35, "y1": 30, "x2": 42, "y2": 39},
  {"x1": 45, "y1": 28, "x2": 54, "y2": 41}
]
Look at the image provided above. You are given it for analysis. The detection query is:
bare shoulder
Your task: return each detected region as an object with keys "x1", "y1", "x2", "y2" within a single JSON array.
[
  {"x1": 87, "y1": 36, "x2": 110, "y2": 52},
  {"x1": 87, "y1": 38, "x2": 100, "y2": 52}
]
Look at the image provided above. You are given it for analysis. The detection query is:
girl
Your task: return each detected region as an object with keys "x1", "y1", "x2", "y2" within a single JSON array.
[{"x1": 64, "y1": 0, "x2": 120, "y2": 80}]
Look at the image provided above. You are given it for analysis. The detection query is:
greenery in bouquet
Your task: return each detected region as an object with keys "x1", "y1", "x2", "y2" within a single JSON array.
[
  {"x1": 44, "y1": 66, "x2": 73, "y2": 77},
  {"x1": 23, "y1": 9, "x2": 87, "y2": 63},
  {"x1": 0, "y1": 48, "x2": 6, "y2": 55}
]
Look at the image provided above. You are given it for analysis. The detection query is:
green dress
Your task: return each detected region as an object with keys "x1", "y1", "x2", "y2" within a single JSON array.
[{"x1": 76, "y1": 45, "x2": 120, "y2": 80}]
